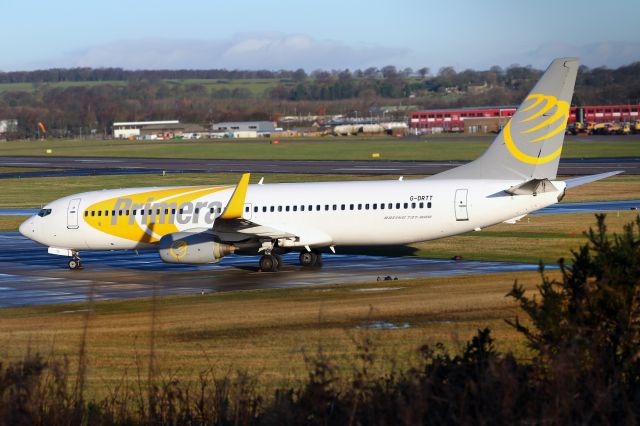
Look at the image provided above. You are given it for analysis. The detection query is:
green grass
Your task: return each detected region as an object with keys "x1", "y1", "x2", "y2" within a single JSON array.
[
  {"x1": 0, "y1": 80, "x2": 127, "y2": 93},
  {"x1": 0, "y1": 138, "x2": 638, "y2": 160},
  {"x1": 0, "y1": 78, "x2": 281, "y2": 96}
]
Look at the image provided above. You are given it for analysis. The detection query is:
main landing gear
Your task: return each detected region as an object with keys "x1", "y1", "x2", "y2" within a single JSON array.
[
  {"x1": 259, "y1": 253, "x2": 282, "y2": 272},
  {"x1": 68, "y1": 253, "x2": 82, "y2": 270},
  {"x1": 299, "y1": 251, "x2": 322, "y2": 267},
  {"x1": 259, "y1": 251, "x2": 322, "y2": 272}
]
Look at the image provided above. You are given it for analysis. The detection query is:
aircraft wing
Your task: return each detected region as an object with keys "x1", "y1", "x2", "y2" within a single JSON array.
[
  {"x1": 213, "y1": 217, "x2": 297, "y2": 241},
  {"x1": 212, "y1": 173, "x2": 332, "y2": 248}
]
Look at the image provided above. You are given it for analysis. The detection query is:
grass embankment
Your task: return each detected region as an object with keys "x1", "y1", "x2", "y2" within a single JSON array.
[
  {"x1": 0, "y1": 138, "x2": 638, "y2": 160},
  {"x1": 0, "y1": 270, "x2": 554, "y2": 397}
]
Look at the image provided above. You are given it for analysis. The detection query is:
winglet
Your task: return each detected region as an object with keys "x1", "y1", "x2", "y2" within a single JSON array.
[{"x1": 220, "y1": 173, "x2": 251, "y2": 219}]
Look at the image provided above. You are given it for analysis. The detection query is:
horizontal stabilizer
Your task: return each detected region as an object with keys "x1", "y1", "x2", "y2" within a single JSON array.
[{"x1": 564, "y1": 171, "x2": 624, "y2": 189}]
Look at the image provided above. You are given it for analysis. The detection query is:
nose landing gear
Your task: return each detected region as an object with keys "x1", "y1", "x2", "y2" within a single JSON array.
[{"x1": 68, "y1": 253, "x2": 82, "y2": 270}]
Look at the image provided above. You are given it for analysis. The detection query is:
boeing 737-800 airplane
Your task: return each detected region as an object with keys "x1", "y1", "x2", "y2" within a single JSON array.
[{"x1": 19, "y1": 58, "x2": 621, "y2": 272}]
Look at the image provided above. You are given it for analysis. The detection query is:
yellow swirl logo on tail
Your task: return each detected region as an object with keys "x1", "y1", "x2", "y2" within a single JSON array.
[{"x1": 504, "y1": 93, "x2": 570, "y2": 165}]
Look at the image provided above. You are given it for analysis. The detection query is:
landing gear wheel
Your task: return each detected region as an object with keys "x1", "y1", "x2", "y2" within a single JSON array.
[
  {"x1": 68, "y1": 257, "x2": 81, "y2": 270},
  {"x1": 259, "y1": 254, "x2": 279, "y2": 272},
  {"x1": 299, "y1": 251, "x2": 317, "y2": 267},
  {"x1": 273, "y1": 253, "x2": 283, "y2": 269}
]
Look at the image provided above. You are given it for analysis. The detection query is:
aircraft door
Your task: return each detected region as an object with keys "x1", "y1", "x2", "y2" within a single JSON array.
[
  {"x1": 67, "y1": 198, "x2": 81, "y2": 229},
  {"x1": 243, "y1": 203, "x2": 252, "y2": 220},
  {"x1": 454, "y1": 189, "x2": 469, "y2": 221}
]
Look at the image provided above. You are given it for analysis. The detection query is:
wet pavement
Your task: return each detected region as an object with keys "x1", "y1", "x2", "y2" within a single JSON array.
[{"x1": 0, "y1": 232, "x2": 546, "y2": 308}]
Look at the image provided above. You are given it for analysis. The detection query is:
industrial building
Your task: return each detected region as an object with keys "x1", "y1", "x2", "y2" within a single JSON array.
[
  {"x1": 113, "y1": 120, "x2": 206, "y2": 139},
  {"x1": 409, "y1": 104, "x2": 640, "y2": 133},
  {"x1": 211, "y1": 121, "x2": 275, "y2": 138}
]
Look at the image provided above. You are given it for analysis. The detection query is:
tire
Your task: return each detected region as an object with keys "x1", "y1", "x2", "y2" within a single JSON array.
[
  {"x1": 259, "y1": 255, "x2": 278, "y2": 272},
  {"x1": 68, "y1": 258, "x2": 80, "y2": 270},
  {"x1": 299, "y1": 251, "x2": 316, "y2": 267}
]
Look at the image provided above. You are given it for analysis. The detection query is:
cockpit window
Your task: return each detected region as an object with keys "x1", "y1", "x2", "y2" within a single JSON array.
[{"x1": 37, "y1": 208, "x2": 52, "y2": 217}]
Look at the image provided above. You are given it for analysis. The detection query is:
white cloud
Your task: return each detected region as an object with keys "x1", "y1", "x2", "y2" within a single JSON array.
[{"x1": 31, "y1": 33, "x2": 408, "y2": 71}]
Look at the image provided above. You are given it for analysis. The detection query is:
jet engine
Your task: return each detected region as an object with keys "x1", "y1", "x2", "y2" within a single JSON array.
[{"x1": 158, "y1": 231, "x2": 236, "y2": 264}]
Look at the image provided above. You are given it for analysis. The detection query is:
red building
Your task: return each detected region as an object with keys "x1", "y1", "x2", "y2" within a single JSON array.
[{"x1": 409, "y1": 104, "x2": 640, "y2": 132}]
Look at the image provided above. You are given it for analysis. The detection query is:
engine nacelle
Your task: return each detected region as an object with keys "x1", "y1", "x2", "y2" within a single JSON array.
[{"x1": 158, "y1": 231, "x2": 236, "y2": 264}]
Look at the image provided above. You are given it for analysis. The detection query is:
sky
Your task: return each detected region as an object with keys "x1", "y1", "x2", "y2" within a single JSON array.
[{"x1": 1, "y1": 0, "x2": 639, "y2": 72}]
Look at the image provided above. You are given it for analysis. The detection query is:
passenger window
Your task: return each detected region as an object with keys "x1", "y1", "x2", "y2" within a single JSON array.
[
  {"x1": 84, "y1": 211, "x2": 88, "y2": 217},
  {"x1": 427, "y1": 202, "x2": 432, "y2": 208},
  {"x1": 365, "y1": 204, "x2": 370, "y2": 210},
  {"x1": 358, "y1": 204, "x2": 362, "y2": 210},
  {"x1": 270, "y1": 206, "x2": 275, "y2": 212},
  {"x1": 254, "y1": 206, "x2": 258, "y2": 213},
  {"x1": 309, "y1": 205, "x2": 313, "y2": 211},
  {"x1": 396, "y1": 203, "x2": 400, "y2": 209},
  {"x1": 210, "y1": 208, "x2": 214, "y2": 214},
  {"x1": 285, "y1": 206, "x2": 290, "y2": 212},
  {"x1": 262, "y1": 206, "x2": 267, "y2": 213},
  {"x1": 104, "y1": 210, "x2": 108, "y2": 216},
  {"x1": 332, "y1": 205, "x2": 337, "y2": 211},
  {"x1": 419, "y1": 202, "x2": 424, "y2": 208},
  {"x1": 341, "y1": 204, "x2": 345, "y2": 210},
  {"x1": 126, "y1": 210, "x2": 130, "y2": 216},
  {"x1": 403, "y1": 203, "x2": 408, "y2": 209},
  {"x1": 380, "y1": 203, "x2": 384, "y2": 210},
  {"x1": 91, "y1": 211, "x2": 95, "y2": 217},
  {"x1": 293, "y1": 206, "x2": 297, "y2": 211},
  {"x1": 411, "y1": 202, "x2": 416, "y2": 209},
  {"x1": 316, "y1": 205, "x2": 321, "y2": 211},
  {"x1": 301, "y1": 205, "x2": 305, "y2": 212},
  {"x1": 278, "y1": 206, "x2": 282, "y2": 212},
  {"x1": 373, "y1": 204, "x2": 377, "y2": 210},
  {"x1": 133, "y1": 210, "x2": 137, "y2": 215},
  {"x1": 324, "y1": 205, "x2": 329, "y2": 211},
  {"x1": 388, "y1": 203, "x2": 392, "y2": 209},
  {"x1": 172, "y1": 209, "x2": 176, "y2": 214},
  {"x1": 98, "y1": 211, "x2": 102, "y2": 216},
  {"x1": 112, "y1": 210, "x2": 116, "y2": 216},
  {"x1": 179, "y1": 209, "x2": 183, "y2": 214},
  {"x1": 349, "y1": 204, "x2": 354, "y2": 210}
]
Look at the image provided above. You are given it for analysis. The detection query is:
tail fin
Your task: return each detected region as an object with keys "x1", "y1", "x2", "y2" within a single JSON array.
[{"x1": 431, "y1": 58, "x2": 579, "y2": 181}]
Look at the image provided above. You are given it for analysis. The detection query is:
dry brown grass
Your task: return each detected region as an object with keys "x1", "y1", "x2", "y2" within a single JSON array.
[
  {"x1": 0, "y1": 270, "x2": 554, "y2": 398},
  {"x1": 413, "y1": 211, "x2": 637, "y2": 263},
  {"x1": 561, "y1": 175, "x2": 640, "y2": 202}
]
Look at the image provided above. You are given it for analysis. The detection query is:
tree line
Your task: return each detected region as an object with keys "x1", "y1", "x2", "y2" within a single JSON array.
[{"x1": 0, "y1": 62, "x2": 639, "y2": 139}]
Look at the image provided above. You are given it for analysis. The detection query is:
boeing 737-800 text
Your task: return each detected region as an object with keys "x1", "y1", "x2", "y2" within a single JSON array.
[{"x1": 19, "y1": 58, "x2": 622, "y2": 272}]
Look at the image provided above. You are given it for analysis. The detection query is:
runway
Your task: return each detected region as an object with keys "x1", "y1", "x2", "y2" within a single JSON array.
[
  {"x1": 0, "y1": 155, "x2": 637, "y2": 177},
  {"x1": 0, "y1": 232, "x2": 546, "y2": 308}
]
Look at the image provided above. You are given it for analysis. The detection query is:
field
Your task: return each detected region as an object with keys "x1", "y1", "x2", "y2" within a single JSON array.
[
  {"x1": 0, "y1": 269, "x2": 556, "y2": 397},
  {"x1": 0, "y1": 137, "x2": 639, "y2": 160},
  {"x1": 0, "y1": 138, "x2": 637, "y2": 401},
  {"x1": 0, "y1": 78, "x2": 280, "y2": 96}
]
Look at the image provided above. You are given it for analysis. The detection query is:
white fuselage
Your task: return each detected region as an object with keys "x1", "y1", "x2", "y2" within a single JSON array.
[{"x1": 19, "y1": 178, "x2": 565, "y2": 252}]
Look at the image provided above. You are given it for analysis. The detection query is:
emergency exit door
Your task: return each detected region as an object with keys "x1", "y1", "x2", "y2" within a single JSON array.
[
  {"x1": 455, "y1": 189, "x2": 468, "y2": 221},
  {"x1": 67, "y1": 198, "x2": 81, "y2": 229}
]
